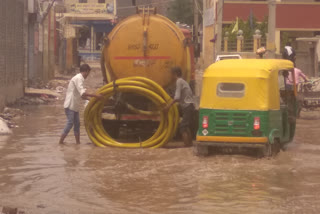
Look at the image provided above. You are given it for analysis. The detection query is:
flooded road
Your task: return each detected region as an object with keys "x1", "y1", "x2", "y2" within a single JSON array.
[
  {"x1": 1, "y1": 71, "x2": 320, "y2": 213},
  {"x1": 1, "y1": 106, "x2": 320, "y2": 214}
]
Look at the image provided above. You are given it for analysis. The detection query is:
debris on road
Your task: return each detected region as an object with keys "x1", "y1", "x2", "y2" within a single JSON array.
[
  {"x1": 0, "y1": 206, "x2": 25, "y2": 214},
  {"x1": 0, "y1": 107, "x2": 25, "y2": 129},
  {"x1": 25, "y1": 88, "x2": 61, "y2": 98},
  {"x1": 0, "y1": 118, "x2": 12, "y2": 135},
  {"x1": 46, "y1": 79, "x2": 68, "y2": 91}
]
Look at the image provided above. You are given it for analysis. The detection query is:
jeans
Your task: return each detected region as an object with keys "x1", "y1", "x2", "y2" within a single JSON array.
[{"x1": 62, "y1": 108, "x2": 80, "y2": 135}]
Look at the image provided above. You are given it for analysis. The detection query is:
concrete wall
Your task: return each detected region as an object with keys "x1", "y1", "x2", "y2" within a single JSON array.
[
  {"x1": 296, "y1": 40, "x2": 319, "y2": 77},
  {"x1": 0, "y1": 0, "x2": 26, "y2": 110}
]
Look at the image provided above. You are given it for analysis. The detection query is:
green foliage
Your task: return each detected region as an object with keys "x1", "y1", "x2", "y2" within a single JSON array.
[
  {"x1": 167, "y1": 0, "x2": 194, "y2": 25},
  {"x1": 222, "y1": 16, "x2": 268, "y2": 42}
]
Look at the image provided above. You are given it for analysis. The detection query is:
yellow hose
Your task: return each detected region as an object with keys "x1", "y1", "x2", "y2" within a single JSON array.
[{"x1": 84, "y1": 77, "x2": 179, "y2": 148}]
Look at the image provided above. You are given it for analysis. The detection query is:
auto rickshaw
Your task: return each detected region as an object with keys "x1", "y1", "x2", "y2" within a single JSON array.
[{"x1": 194, "y1": 59, "x2": 297, "y2": 157}]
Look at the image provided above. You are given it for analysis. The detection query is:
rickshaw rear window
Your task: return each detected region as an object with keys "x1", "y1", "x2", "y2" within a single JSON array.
[{"x1": 217, "y1": 83, "x2": 245, "y2": 98}]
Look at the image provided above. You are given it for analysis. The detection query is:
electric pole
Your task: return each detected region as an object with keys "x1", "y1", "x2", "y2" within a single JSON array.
[
  {"x1": 267, "y1": 0, "x2": 276, "y2": 58},
  {"x1": 194, "y1": 0, "x2": 199, "y2": 57},
  {"x1": 215, "y1": 0, "x2": 223, "y2": 61}
]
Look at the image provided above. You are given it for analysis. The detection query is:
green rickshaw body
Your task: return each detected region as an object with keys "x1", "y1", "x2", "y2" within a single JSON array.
[{"x1": 196, "y1": 59, "x2": 297, "y2": 153}]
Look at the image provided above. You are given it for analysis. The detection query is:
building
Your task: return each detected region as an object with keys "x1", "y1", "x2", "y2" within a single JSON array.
[
  {"x1": 202, "y1": 0, "x2": 320, "y2": 76},
  {"x1": 27, "y1": 0, "x2": 56, "y2": 84},
  {"x1": 222, "y1": 0, "x2": 320, "y2": 76},
  {"x1": 0, "y1": 0, "x2": 27, "y2": 110},
  {"x1": 60, "y1": 0, "x2": 116, "y2": 64}
]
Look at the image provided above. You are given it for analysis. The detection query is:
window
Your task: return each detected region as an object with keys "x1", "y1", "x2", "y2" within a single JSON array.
[
  {"x1": 79, "y1": 0, "x2": 87, "y2": 3},
  {"x1": 132, "y1": 0, "x2": 136, "y2": 6},
  {"x1": 98, "y1": 0, "x2": 106, "y2": 3},
  {"x1": 217, "y1": 83, "x2": 245, "y2": 98}
]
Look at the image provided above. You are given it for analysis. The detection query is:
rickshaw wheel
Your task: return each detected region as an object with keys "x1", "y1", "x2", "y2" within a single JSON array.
[
  {"x1": 262, "y1": 139, "x2": 281, "y2": 158},
  {"x1": 193, "y1": 143, "x2": 209, "y2": 156}
]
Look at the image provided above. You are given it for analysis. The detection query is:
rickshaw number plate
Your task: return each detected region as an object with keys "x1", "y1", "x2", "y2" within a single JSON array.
[
  {"x1": 228, "y1": 121, "x2": 234, "y2": 126},
  {"x1": 202, "y1": 129, "x2": 209, "y2": 136}
]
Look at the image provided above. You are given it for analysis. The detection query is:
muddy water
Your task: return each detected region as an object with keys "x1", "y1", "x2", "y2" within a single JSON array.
[
  {"x1": 0, "y1": 107, "x2": 320, "y2": 214},
  {"x1": 1, "y1": 71, "x2": 320, "y2": 213}
]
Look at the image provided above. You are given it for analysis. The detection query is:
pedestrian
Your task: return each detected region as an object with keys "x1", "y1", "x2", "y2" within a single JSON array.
[
  {"x1": 164, "y1": 67, "x2": 195, "y2": 147},
  {"x1": 286, "y1": 66, "x2": 308, "y2": 90},
  {"x1": 282, "y1": 42, "x2": 296, "y2": 63},
  {"x1": 59, "y1": 64, "x2": 102, "y2": 145}
]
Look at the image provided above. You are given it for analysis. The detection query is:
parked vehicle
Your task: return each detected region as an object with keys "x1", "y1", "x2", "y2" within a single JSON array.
[
  {"x1": 194, "y1": 59, "x2": 297, "y2": 157},
  {"x1": 215, "y1": 54, "x2": 242, "y2": 62},
  {"x1": 297, "y1": 78, "x2": 320, "y2": 113},
  {"x1": 99, "y1": 7, "x2": 195, "y2": 139}
]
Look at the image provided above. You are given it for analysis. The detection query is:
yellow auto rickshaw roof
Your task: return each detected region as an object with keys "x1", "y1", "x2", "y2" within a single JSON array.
[
  {"x1": 204, "y1": 59, "x2": 294, "y2": 78},
  {"x1": 200, "y1": 59, "x2": 294, "y2": 111}
]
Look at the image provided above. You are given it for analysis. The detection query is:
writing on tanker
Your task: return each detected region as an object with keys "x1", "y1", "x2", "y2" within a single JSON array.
[{"x1": 128, "y1": 44, "x2": 160, "y2": 50}]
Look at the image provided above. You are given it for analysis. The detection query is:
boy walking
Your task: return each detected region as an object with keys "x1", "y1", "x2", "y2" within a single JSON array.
[{"x1": 59, "y1": 64, "x2": 102, "y2": 144}]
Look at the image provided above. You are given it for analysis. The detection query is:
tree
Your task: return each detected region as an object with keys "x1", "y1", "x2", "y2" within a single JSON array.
[
  {"x1": 167, "y1": 0, "x2": 194, "y2": 25},
  {"x1": 222, "y1": 15, "x2": 268, "y2": 43}
]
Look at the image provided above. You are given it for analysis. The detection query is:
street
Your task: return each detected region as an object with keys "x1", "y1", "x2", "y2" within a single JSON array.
[{"x1": 0, "y1": 70, "x2": 320, "y2": 214}]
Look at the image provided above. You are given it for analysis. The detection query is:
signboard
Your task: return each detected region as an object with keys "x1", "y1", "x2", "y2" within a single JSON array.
[
  {"x1": 71, "y1": 2, "x2": 114, "y2": 14},
  {"x1": 204, "y1": 0, "x2": 215, "y2": 27},
  {"x1": 204, "y1": 8, "x2": 214, "y2": 27},
  {"x1": 205, "y1": 0, "x2": 215, "y2": 9}
]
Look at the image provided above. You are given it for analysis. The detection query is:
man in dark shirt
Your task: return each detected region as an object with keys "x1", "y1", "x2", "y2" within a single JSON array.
[{"x1": 165, "y1": 67, "x2": 195, "y2": 147}]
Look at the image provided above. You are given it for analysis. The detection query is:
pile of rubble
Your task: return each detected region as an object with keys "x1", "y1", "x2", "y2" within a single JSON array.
[
  {"x1": 46, "y1": 78, "x2": 69, "y2": 93},
  {"x1": 0, "y1": 107, "x2": 25, "y2": 135},
  {"x1": 29, "y1": 77, "x2": 69, "y2": 92},
  {"x1": 14, "y1": 78, "x2": 70, "y2": 106},
  {"x1": 0, "y1": 77, "x2": 71, "y2": 135},
  {"x1": 14, "y1": 94, "x2": 58, "y2": 106}
]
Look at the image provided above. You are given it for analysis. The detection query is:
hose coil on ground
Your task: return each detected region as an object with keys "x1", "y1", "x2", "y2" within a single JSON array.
[{"x1": 84, "y1": 77, "x2": 179, "y2": 148}]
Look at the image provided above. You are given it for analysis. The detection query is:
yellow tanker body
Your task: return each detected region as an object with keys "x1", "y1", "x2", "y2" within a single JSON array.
[{"x1": 101, "y1": 8, "x2": 192, "y2": 87}]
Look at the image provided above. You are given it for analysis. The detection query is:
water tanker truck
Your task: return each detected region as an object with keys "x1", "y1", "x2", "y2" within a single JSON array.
[{"x1": 84, "y1": 7, "x2": 195, "y2": 148}]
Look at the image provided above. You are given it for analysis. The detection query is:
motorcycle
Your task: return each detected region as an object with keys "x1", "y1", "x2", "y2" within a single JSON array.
[{"x1": 297, "y1": 78, "x2": 320, "y2": 114}]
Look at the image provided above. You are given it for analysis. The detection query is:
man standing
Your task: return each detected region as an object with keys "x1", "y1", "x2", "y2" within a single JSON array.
[
  {"x1": 286, "y1": 67, "x2": 308, "y2": 90},
  {"x1": 165, "y1": 67, "x2": 195, "y2": 147},
  {"x1": 59, "y1": 64, "x2": 102, "y2": 145}
]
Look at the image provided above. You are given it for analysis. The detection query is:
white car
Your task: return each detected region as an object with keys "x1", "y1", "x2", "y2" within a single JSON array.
[{"x1": 215, "y1": 54, "x2": 242, "y2": 62}]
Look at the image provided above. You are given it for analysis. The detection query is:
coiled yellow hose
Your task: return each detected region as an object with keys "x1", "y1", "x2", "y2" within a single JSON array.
[{"x1": 84, "y1": 77, "x2": 179, "y2": 148}]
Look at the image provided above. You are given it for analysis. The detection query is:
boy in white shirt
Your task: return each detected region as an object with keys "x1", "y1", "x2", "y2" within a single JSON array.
[{"x1": 59, "y1": 64, "x2": 102, "y2": 144}]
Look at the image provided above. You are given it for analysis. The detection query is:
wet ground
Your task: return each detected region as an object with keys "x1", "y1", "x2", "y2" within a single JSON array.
[{"x1": 1, "y1": 70, "x2": 320, "y2": 213}]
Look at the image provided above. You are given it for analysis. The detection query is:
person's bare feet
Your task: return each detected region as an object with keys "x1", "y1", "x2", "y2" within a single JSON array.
[
  {"x1": 75, "y1": 135, "x2": 80, "y2": 145},
  {"x1": 59, "y1": 134, "x2": 67, "y2": 145}
]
